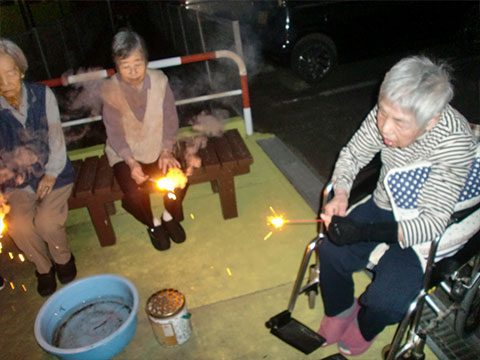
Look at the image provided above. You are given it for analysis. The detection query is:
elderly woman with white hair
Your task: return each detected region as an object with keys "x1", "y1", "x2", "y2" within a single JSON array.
[
  {"x1": 317, "y1": 56, "x2": 476, "y2": 356},
  {"x1": 0, "y1": 38, "x2": 76, "y2": 297}
]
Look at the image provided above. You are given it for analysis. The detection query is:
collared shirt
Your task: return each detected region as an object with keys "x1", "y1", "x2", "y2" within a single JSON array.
[
  {"x1": 102, "y1": 73, "x2": 179, "y2": 161},
  {"x1": 0, "y1": 83, "x2": 67, "y2": 179}
]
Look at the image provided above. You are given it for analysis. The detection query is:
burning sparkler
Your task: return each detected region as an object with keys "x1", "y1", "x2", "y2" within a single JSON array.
[
  {"x1": 267, "y1": 206, "x2": 323, "y2": 230},
  {"x1": 149, "y1": 168, "x2": 188, "y2": 200},
  {"x1": 0, "y1": 193, "x2": 10, "y2": 237}
]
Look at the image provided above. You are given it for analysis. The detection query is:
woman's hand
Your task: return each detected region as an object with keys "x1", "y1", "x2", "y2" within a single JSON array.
[
  {"x1": 320, "y1": 189, "x2": 349, "y2": 228},
  {"x1": 158, "y1": 150, "x2": 180, "y2": 174},
  {"x1": 37, "y1": 174, "x2": 56, "y2": 199},
  {"x1": 126, "y1": 158, "x2": 148, "y2": 184}
]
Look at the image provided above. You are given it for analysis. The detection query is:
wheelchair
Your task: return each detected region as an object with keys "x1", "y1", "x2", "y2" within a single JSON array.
[{"x1": 266, "y1": 144, "x2": 480, "y2": 359}]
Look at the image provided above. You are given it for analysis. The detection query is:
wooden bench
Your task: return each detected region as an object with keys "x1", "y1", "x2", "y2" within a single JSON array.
[{"x1": 68, "y1": 129, "x2": 253, "y2": 247}]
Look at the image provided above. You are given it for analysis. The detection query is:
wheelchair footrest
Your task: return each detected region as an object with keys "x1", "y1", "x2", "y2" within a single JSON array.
[{"x1": 265, "y1": 310, "x2": 326, "y2": 354}]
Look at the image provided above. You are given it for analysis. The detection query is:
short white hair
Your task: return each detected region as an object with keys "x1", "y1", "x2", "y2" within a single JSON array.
[
  {"x1": 0, "y1": 38, "x2": 28, "y2": 74},
  {"x1": 379, "y1": 56, "x2": 453, "y2": 128}
]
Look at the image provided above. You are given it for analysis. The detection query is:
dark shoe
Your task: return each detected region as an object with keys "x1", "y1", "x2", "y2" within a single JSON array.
[
  {"x1": 56, "y1": 255, "x2": 77, "y2": 284},
  {"x1": 148, "y1": 226, "x2": 171, "y2": 250},
  {"x1": 36, "y1": 267, "x2": 57, "y2": 297},
  {"x1": 163, "y1": 219, "x2": 186, "y2": 244},
  {"x1": 0, "y1": 276, "x2": 5, "y2": 291}
]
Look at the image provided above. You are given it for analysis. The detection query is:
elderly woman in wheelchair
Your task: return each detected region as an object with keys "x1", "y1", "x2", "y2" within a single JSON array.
[{"x1": 314, "y1": 56, "x2": 479, "y2": 357}]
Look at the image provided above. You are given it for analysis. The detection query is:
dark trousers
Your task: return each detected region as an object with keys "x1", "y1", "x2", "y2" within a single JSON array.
[
  {"x1": 319, "y1": 197, "x2": 424, "y2": 340},
  {"x1": 113, "y1": 161, "x2": 187, "y2": 228}
]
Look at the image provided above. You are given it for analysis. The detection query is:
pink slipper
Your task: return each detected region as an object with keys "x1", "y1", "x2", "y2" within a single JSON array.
[
  {"x1": 337, "y1": 319, "x2": 375, "y2": 356},
  {"x1": 317, "y1": 299, "x2": 360, "y2": 346}
]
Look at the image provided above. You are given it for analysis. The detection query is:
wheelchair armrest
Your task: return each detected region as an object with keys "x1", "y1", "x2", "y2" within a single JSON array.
[
  {"x1": 450, "y1": 200, "x2": 480, "y2": 224},
  {"x1": 430, "y1": 229, "x2": 480, "y2": 286}
]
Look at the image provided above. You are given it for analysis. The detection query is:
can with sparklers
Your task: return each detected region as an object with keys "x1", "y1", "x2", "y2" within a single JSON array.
[{"x1": 146, "y1": 288, "x2": 192, "y2": 346}]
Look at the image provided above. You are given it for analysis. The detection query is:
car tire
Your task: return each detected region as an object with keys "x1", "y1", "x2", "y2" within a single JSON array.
[{"x1": 291, "y1": 33, "x2": 337, "y2": 83}]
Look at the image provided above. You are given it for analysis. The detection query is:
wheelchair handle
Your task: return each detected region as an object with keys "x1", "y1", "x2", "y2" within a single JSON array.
[{"x1": 318, "y1": 182, "x2": 335, "y2": 234}]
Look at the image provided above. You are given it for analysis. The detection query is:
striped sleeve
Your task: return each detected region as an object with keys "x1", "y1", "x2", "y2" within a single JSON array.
[
  {"x1": 332, "y1": 106, "x2": 383, "y2": 195},
  {"x1": 399, "y1": 133, "x2": 476, "y2": 247}
]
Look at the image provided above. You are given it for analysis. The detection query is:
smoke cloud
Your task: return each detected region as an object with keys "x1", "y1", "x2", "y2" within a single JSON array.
[{"x1": 0, "y1": 130, "x2": 47, "y2": 188}]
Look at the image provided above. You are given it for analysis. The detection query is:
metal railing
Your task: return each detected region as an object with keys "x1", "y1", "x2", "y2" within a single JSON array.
[{"x1": 40, "y1": 50, "x2": 253, "y2": 136}]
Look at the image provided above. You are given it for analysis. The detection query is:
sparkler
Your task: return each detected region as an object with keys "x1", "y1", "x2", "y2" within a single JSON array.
[
  {"x1": 0, "y1": 193, "x2": 10, "y2": 237},
  {"x1": 149, "y1": 168, "x2": 188, "y2": 200},
  {"x1": 267, "y1": 206, "x2": 323, "y2": 230}
]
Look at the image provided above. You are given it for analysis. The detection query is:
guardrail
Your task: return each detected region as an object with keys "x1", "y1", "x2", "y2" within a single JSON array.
[{"x1": 40, "y1": 50, "x2": 253, "y2": 135}]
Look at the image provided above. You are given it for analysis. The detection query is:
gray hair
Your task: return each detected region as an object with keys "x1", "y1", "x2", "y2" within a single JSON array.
[
  {"x1": 111, "y1": 29, "x2": 148, "y2": 64},
  {"x1": 0, "y1": 38, "x2": 28, "y2": 74},
  {"x1": 379, "y1": 56, "x2": 453, "y2": 128}
]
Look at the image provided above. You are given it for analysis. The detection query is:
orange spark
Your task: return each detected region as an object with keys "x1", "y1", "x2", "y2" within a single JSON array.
[
  {"x1": 0, "y1": 194, "x2": 10, "y2": 236},
  {"x1": 9, "y1": 282, "x2": 14, "y2": 290},
  {"x1": 167, "y1": 192, "x2": 176, "y2": 200},
  {"x1": 8, "y1": 252, "x2": 13, "y2": 260},
  {"x1": 18, "y1": 254, "x2": 25, "y2": 262},
  {"x1": 22, "y1": 284, "x2": 27, "y2": 292}
]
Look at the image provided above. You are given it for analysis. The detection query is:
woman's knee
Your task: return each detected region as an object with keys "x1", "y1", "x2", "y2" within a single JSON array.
[
  {"x1": 34, "y1": 206, "x2": 66, "y2": 235},
  {"x1": 319, "y1": 239, "x2": 343, "y2": 264}
]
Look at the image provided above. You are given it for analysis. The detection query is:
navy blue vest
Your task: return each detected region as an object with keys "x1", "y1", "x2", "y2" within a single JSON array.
[{"x1": 0, "y1": 82, "x2": 74, "y2": 191}]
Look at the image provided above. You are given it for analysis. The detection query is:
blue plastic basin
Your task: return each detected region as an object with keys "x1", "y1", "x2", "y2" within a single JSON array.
[{"x1": 34, "y1": 274, "x2": 139, "y2": 360}]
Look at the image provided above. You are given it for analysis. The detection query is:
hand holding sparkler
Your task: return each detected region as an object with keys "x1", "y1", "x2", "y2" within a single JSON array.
[
  {"x1": 126, "y1": 157, "x2": 148, "y2": 184},
  {"x1": 158, "y1": 150, "x2": 181, "y2": 174}
]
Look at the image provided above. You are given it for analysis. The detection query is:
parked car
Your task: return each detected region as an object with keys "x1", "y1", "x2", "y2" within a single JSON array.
[{"x1": 261, "y1": 0, "x2": 480, "y2": 83}]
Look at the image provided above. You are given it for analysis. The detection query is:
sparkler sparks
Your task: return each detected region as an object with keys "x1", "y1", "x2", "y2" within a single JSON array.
[
  {"x1": 0, "y1": 213, "x2": 6, "y2": 237},
  {"x1": 0, "y1": 193, "x2": 10, "y2": 237},
  {"x1": 152, "y1": 168, "x2": 188, "y2": 192},
  {"x1": 266, "y1": 206, "x2": 324, "y2": 234}
]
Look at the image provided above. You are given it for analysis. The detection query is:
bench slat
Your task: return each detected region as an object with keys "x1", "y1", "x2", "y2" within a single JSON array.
[
  {"x1": 212, "y1": 135, "x2": 236, "y2": 169},
  {"x1": 94, "y1": 155, "x2": 114, "y2": 195},
  {"x1": 75, "y1": 156, "x2": 99, "y2": 198},
  {"x1": 199, "y1": 140, "x2": 221, "y2": 171},
  {"x1": 225, "y1": 129, "x2": 253, "y2": 170}
]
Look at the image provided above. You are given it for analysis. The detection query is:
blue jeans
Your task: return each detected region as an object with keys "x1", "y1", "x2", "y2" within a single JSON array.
[{"x1": 319, "y1": 197, "x2": 424, "y2": 340}]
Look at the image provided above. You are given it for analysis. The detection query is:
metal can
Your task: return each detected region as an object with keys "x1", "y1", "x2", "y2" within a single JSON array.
[{"x1": 146, "y1": 288, "x2": 192, "y2": 346}]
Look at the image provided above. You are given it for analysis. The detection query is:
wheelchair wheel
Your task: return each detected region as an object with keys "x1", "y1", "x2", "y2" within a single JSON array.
[{"x1": 454, "y1": 273, "x2": 480, "y2": 338}]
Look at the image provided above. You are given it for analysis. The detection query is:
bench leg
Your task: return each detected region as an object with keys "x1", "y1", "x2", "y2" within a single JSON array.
[
  {"x1": 105, "y1": 201, "x2": 116, "y2": 216},
  {"x1": 216, "y1": 172, "x2": 238, "y2": 219},
  {"x1": 210, "y1": 181, "x2": 219, "y2": 193},
  {"x1": 87, "y1": 203, "x2": 116, "y2": 246}
]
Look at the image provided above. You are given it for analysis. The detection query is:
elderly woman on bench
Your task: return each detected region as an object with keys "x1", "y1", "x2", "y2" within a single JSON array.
[
  {"x1": 102, "y1": 29, "x2": 186, "y2": 251},
  {"x1": 318, "y1": 56, "x2": 477, "y2": 356},
  {"x1": 0, "y1": 38, "x2": 76, "y2": 297}
]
